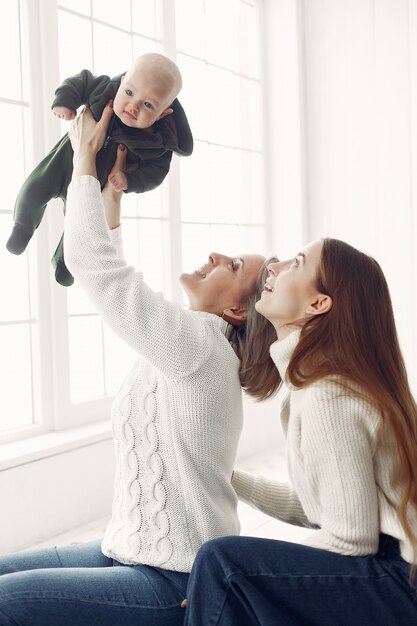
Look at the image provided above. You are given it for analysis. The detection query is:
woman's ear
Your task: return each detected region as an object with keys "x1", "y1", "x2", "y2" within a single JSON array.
[
  {"x1": 222, "y1": 305, "x2": 248, "y2": 327},
  {"x1": 305, "y1": 294, "x2": 333, "y2": 316}
]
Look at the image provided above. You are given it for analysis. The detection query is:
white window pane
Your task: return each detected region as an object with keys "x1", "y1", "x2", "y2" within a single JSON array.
[
  {"x1": 118, "y1": 218, "x2": 166, "y2": 290},
  {"x1": 133, "y1": 35, "x2": 158, "y2": 59},
  {"x1": 121, "y1": 182, "x2": 166, "y2": 220},
  {"x1": 177, "y1": 54, "x2": 208, "y2": 141},
  {"x1": 181, "y1": 223, "x2": 243, "y2": 274},
  {"x1": 92, "y1": 0, "x2": 131, "y2": 31},
  {"x1": 180, "y1": 145, "x2": 265, "y2": 228},
  {"x1": 175, "y1": 0, "x2": 205, "y2": 58},
  {"x1": 93, "y1": 24, "x2": 132, "y2": 77},
  {"x1": 238, "y1": 78, "x2": 262, "y2": 151},
  {"x1": 103, "y1": 324, "x2": 136, "y2": 397},
  {"x1": 239, "y1": 223, "x2": 265, "y2": 254},
  {"x1": 69, "y1": 316, "x2": 104, "y2": 403},
  {"x1": 138, "y1": 220, "x2": 165, "y2": 292},
  {"x1": 179, "y1": 141, "x2": 209, "y2": 221},
  {"x1": 207, "y1": 145, "x2": 241, "y2": 223},
  {"x1": 207, "y1": 66, "x2": 238, "y2": 146},
  {"x1": 241, "y1": 151, "x2": 265, "y2": 224},
  {"x1": 182, "y1": 223, "x2": 265, "y2": 276},
  {"x1": 237, "y1": 0, "x2": 261, "y2": 78},
  {"x1": 132, "y1": 1, "x2": 157, "y2": 39},
  {"x1": 181, "y1": 223, "x2": 212, "y2": 291},
  {"x1": 1, "y1": 104, "x2": 25, "y2": 213},
  {"x1": 67, "y1": 281, "x2": 97, "y2": 316},
  {"x1": 207, "y1": 223, "x2": 265, "y2": 255},
  {"x1": 137, "y1": 183, "x2": 164, "y2": 218},
  {"x1": 121, "y1": 193, "x2": 138, "y2": 218},
  {"x1": 205, "y1": 0, "x2": 238, "y2": 70},
  {"x1": 0, "y1": 324, "x2": 33, "y2": 432},
  {"x1": 58, "y1": 0, "x2": 91, "y2": 16},
  {"x1": 58, "y1": 12, "x2": 93, "y2": 80},
  {"x1": 0, "y1": 0, "x2": 21, "y2": 101},
  {"x1": 1, "y1": 216, "x2": 31, "y2": 322}
]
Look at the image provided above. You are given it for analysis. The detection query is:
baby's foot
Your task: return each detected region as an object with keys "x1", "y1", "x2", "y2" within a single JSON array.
[
  {"x1": 107, "y1": 145, "x2": 128, "y2": 193},
  {"x1": 102, "y1": 145, "x2": 127, "y2": 229}
]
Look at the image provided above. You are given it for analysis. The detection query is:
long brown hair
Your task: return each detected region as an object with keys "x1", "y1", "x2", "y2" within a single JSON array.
[
  {"x1": 227, "y1": 257, "x2": 281, "y2": 401},
  {"x1": 287, "y1": 238, "x2": 417, "y2": 567}
]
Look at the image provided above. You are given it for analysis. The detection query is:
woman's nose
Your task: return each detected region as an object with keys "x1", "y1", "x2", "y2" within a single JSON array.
[
  {"x1": 209, "y1": 252, "x2": 220, "y2": 265},
  {"x1": 267, "y1": 262, "x2": 279, "y2": 276}
]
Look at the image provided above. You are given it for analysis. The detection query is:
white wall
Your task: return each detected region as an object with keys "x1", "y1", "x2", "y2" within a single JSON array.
[
  {"x1": 265, "y1": 0, "x2": 417, "y2": 391},
  {"x1": 0, "y1": 439, "x2": 115, "y2": 553}
]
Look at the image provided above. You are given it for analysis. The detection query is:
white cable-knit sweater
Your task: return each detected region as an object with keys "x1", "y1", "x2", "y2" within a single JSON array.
[
  {"x1": 232, "y1": 330, "x2": 415, "y2": 563},
  {"x1": 65, "y1": 176, "x2": 243, "y2": 572}
]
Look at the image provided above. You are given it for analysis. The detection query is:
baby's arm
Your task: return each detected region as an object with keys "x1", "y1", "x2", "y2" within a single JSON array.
[
  {"x1": 53, "y1": 105, "x2": 76, "y2": 120},
  {"x1": 51, "y1": 69, "x2": 111, "y2": 119},
  {"x1": 123, "y1": 151, "x2": 173, "y2": 194}
]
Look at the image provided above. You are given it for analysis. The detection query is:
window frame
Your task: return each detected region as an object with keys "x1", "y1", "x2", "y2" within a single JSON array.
[{"x1": 0, "y1": 0, "x2": 271, "y2": 444}]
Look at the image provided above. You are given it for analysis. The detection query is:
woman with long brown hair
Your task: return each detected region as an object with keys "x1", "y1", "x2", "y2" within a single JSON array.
[{"x1": 184, "y1": 238, "x2": 417, "y2": 625}]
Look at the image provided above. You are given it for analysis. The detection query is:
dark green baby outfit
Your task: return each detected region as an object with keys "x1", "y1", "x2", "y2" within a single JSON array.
[{"x1": 6, "y1": 69, "x2": 193, "y2": 286}]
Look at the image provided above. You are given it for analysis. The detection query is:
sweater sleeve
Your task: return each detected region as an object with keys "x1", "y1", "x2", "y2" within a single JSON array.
[
  {"x1": 52, "y1": 69, "x2": 111, "y2": 112},
  {"x1": 108, "y1": 225, "x2": 124, "y2": 260},
  {"x1": 232, "y1": 469, "x2": 315, "y2": 528},
  {"x1": 65, "y1": 176, "x2": 215, "y2": 379},
  {"x1": 297, "y1": 384, "x2": 380, "y2": 555}
]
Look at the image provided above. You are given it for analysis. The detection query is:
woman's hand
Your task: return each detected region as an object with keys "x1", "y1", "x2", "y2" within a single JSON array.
[{"x1": 69, "y1": 101, "x2": 114, "y2": 179}]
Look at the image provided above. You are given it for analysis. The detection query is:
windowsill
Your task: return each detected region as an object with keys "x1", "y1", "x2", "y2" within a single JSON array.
[{"x1": 0, "y1": 421, "x2": 112, "y2": 471}]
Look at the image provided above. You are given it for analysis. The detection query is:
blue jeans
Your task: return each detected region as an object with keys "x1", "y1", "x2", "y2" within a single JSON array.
[
  {"x1": 184, "y1": 534, "x2": 417, "y2": 625},
  {"x1": 0, "y1": 540, "x2": 188, "y2": 625}
]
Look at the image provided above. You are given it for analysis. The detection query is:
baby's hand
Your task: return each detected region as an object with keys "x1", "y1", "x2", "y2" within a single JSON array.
[
  {"x1": 53, "y1": 106, "x2": 76, "y2": 120},
  {"x1": 108, "y1": 170, "x2": 128, "y2": 192}
]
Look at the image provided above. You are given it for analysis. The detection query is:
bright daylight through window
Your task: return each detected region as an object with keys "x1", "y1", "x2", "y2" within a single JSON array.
[{"x1": 0, "y1": 0, "x2": 266, "y2": 443}]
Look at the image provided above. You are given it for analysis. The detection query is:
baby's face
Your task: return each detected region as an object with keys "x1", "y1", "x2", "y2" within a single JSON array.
[{"x1": 113, "y1": 71, "x2": 173, "y2": 129}]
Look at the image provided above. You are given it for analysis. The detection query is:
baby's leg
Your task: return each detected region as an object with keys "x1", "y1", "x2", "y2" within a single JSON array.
[{"x1": 7, "y1": 135, "x2": 73, "y2": 255}]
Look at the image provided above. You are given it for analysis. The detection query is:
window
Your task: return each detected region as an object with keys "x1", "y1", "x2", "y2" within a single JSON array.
[
  {"x1": 1, "y1": 0, "x2": 267, "y2": 442},
  {"x1": 0, "y1": 0, "x2": 45, "y2": 441}
]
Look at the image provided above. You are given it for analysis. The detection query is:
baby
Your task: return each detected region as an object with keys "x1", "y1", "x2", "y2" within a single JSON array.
[{"x1": 6, "y1": 53, "x2": 193, "y2": 286}]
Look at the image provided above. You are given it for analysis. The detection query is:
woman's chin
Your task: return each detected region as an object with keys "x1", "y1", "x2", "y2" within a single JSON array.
[{"x1": 255, "y1": 299, "x2": 264, "y2": 314}]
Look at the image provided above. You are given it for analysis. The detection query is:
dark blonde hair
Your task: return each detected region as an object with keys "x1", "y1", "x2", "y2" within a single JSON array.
[
  {"x1": 287, "y1": 238, "x2": 417, "y2": 571},
  {"x1": 227, "y1": 257, "x2": 281, "y2": 401}
]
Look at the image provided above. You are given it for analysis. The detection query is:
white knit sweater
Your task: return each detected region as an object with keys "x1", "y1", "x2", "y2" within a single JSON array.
[
  {"x1": 232, "y1": 330, "x2": 414, "y2": 563},
  {"x1": 65, "y1": 176, "x2": 243, "y2": 572}
]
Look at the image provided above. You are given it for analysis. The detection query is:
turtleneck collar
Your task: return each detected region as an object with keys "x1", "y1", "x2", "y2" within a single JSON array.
[{"x1": 269, "y1": 330, "x2": 301, "y2": 382}]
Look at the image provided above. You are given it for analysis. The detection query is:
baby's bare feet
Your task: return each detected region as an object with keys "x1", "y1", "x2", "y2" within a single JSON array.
[
  {"x1": 108, "y1": 145, "x2": 128, "y2": 192},
  {"x1": 102, "y1": 145, "x2": 127, "y2": 229}
]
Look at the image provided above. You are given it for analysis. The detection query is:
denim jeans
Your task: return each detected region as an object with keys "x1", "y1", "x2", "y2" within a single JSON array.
[
  {"x1": 0, "y1": 540, "x2": 188, "y2": 625},
  {"x1": 184, "y1": 534, "x2": 417, "y2": 626}
]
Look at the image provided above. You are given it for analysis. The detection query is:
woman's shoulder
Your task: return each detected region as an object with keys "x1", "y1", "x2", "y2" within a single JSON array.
[
  {"x1": 186, "y1": 310, "x2": 240, "y2": 364},
  {"x1": 303, "y1": 376, "x2": 382, "y2": 433}
]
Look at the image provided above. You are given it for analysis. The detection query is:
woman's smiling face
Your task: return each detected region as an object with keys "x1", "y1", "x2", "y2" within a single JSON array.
[
  {"x1": 256, "y1": 240, "x2": 330, "y2": 337},
  {"x1": 180, "y1": 252, "x2": 265, "y2": 319}
]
